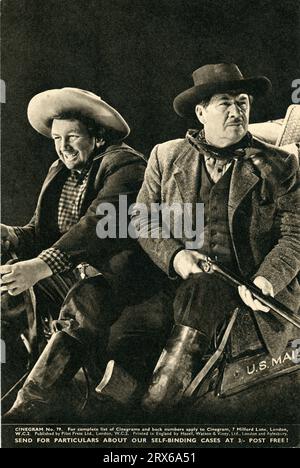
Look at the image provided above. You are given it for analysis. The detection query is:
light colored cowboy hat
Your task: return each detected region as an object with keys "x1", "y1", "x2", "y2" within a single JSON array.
[
  {"x1": 27, "y1": 87, "x2": 130, "y2": 139},
  {"x1": 173, "y1": 63, "x2": 272, "y2": 118}
]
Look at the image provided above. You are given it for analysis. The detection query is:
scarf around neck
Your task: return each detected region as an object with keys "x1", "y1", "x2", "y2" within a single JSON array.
[{"x1": 187, "y1": 129, "x2": 253, "y2": 161}]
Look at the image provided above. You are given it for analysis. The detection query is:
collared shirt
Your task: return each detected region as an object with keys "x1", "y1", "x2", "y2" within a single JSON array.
[
  {"x1": 57, "y1": 171, "x2": 89, "y2": 234},
  {"x1": 203, "y1": 155, "x2": 233, "y2": 183},
  {"x1": 38, "y1": 170, "x2": 89, "y2": 274}
]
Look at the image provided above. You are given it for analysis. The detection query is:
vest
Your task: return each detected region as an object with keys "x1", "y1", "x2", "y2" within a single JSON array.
[{"x1": 199, "y1": 160, "x2": 238, "y2": 271}]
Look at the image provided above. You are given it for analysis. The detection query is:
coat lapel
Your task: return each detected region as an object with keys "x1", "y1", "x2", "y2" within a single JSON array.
[
  {"x1": 80, "y1": 158, "x2": 102, "y2": 215},
  {"x1": 173, "y1": 145, "x2": 202, "y2": 205},
  {"x1": 228, "y1": 158, "x2": 259, "y2": 229},
  {"x1": 38, "y1": 159, "x2": 65, "y2": 201},
  {"x1": 79, "y1": 145, "x2": 126, "y2": 215}
]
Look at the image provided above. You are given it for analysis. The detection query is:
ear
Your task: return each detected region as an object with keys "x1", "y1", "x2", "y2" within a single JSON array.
[
  {"x1": 95, "y1": 137, "x2": 106, "y2": 149},
  {"x1": 195, "y1": 104, "x2": 206, "y2": 125}
]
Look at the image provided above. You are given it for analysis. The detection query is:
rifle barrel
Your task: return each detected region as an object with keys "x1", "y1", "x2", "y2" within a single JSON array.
[{"x1": 203, "y1": 260, "x2": 300, "y2": 330}]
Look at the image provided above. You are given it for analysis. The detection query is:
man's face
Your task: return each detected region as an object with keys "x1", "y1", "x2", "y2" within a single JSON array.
[
  {"x1": 51, "y1": 119, "x2": 96, "y2": 170},
  {"x1": 196, "y1": 93, "x2": 250, "y2": 147}
]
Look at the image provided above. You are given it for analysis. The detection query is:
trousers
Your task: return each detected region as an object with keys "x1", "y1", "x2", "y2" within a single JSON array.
[
  {"x1": 1, "y1": 269, "x2": 174, "y2": 386},
  {"x1": 2, "y1": 261, "x2": 240, "y2": 392},
  {"x1": 174, "y1": 272, "x2": 240, "y2": 340}
]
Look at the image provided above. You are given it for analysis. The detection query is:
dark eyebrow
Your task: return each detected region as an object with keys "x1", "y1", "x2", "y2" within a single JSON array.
[
  {"x1": 215, "y1": 95, "x2": 232, "y2": 103},
  {"x1": 216, "y1": 95, "x2": 248, "y2": 104}
]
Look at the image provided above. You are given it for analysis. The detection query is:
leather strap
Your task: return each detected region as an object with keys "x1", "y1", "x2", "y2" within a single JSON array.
[{"x1": 184, "y1": 307, "x2": 239, "y2": 398}]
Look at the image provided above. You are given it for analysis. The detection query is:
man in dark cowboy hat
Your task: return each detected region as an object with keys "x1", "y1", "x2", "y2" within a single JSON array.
[
  {"x1": 133, "y1": 63, "x2": 300, "y2": 410},
  {"x1": 1, "y1": 88, "x2": 167, "y2": 421}
]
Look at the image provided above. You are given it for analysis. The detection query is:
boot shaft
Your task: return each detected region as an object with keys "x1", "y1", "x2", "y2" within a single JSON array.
[
  {"x1": 143, "y1": 325, "x2": 209, "y2": 411},
  {"x1": 4, "y1": 331, "x2": 84, "y2": 422}
]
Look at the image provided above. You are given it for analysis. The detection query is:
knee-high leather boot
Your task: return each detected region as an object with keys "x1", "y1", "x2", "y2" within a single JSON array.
[
  {"x1": 142, "y1": 325, "x2": 209, "y2": 412},
  {"x1": 3, "y1": 331, "x2": 84, "y2": 423}
]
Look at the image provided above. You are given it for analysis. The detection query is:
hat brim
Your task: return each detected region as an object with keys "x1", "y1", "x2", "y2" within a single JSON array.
[
  {"x1": 173, "y1": 76, "x2": 272, "y2": 118},
  {"x1": 27, "y1": 88, "x2": 130, "y2": 139}
]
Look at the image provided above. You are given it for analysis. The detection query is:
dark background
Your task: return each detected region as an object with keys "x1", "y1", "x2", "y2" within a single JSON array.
[{"x1": 1, "y1": 0, "x2": 299, "y2": 224}]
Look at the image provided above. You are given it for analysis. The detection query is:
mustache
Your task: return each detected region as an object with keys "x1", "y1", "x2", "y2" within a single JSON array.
[{"x1": 226, "y1": 118, "x2": 246, "y2": 126}]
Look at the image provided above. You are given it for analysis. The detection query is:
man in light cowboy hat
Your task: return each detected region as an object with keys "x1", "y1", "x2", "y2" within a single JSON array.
[
  {"x1": 1, "y1": 87, "x2": 168, "y2": 421},
  {"x1": 133, "y1": 63, "x2": 300, "y2": 410}
]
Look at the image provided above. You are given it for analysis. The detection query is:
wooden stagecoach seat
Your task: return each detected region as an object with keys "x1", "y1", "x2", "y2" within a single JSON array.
[
  {"x1": 249, "y1": 104, "x2": 300, "y2": 157},
  {"x1": 276, "y1": 104, "x2": 300, "y2": 147},
  {"x1": 249, "y1": 119, "x2": 283, "y2": 145}
]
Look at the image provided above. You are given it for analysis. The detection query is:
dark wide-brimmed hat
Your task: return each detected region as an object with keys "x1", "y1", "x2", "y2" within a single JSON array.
[
  {"x1": 27, "y1": 87, "x2": 130, "y2": 139},
  {"x1": 173, "y1": 63, "x2": 272, "y2": 118}
]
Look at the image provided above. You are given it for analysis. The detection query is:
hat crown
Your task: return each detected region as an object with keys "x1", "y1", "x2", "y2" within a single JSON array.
[
  {"x1": 174, "y1": 62, "x2": 271, "y2": 118},
  {"x1": 192, "y1": 63, "x2": 244, "y2": 86}
]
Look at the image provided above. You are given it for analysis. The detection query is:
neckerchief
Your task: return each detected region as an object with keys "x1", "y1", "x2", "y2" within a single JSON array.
[{"x1": 187, "y1": 129, "x2": 253, "y2": 161}]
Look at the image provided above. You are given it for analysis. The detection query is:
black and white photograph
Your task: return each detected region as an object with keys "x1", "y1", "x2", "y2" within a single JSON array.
[{"x1": 1, "y1": 0, "x2": 300, "y2": 450}]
